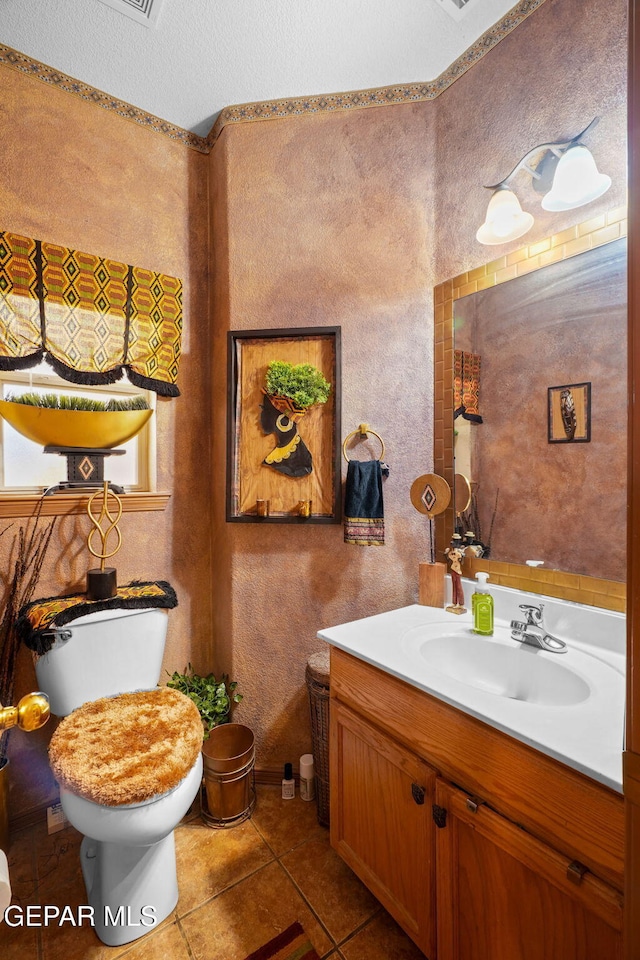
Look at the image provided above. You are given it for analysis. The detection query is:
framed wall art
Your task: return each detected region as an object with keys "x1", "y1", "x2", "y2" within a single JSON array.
[
  {"x1": 227, "y1": 327, "x2": 342, "y2": 523},
  {"x1": 548, "y1": 382, "x2": 591, "y2": 443}
]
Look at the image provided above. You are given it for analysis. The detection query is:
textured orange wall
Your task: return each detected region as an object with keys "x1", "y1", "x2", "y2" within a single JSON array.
[
  {"x1": 0, "y1": 0, "x2": 628, "y2": 814},
  {"x1": 209, "y1": 0, "x2": 628, "y2": 772},
  {"x1": 431, "y1": 0, "x2": 628, "y2": 584},
  {"x1": 0, "y1": 64, "x2": 211, "y2": 819},
  {"x1": 209, "y1": 105, "x2": 437, "y2": 768},
  {"x1": 433, "y1": 0, "x2": 627, "y2": 283}
]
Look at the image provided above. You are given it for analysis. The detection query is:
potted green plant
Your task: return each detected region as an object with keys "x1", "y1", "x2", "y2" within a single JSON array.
[
  {"x1": 166, "y1": 665, "x2": 242, "y2": 739},
  {"x1": 168, "y1": 666, "x2": 254, "y2": 826}
]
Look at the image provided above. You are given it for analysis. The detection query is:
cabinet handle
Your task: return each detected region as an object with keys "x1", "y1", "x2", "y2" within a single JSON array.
[
  {"x1": 411, "y1": 783, "x2": 426, "y2": 805},
  {"x1": 567, "y1": 860, "x2": 588, "y2": 885},
  {"x1": 432, "y1": 803, "x2": 447, "y2": 827}
]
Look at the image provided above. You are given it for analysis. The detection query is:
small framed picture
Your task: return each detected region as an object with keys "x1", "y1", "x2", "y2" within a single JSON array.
[{"x1": 548, "y1": 382, "x2": 591, "y2": 443}]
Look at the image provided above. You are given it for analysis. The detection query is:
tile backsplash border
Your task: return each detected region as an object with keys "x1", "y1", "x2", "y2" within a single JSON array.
[{"x1": 462, "y1": 556, "x2": 625, "y2": 614}]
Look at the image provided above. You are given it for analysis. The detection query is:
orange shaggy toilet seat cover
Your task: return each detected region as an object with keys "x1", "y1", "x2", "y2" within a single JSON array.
[{"x1": 49, "y1": 687, "x2": 203, "y2": 806}]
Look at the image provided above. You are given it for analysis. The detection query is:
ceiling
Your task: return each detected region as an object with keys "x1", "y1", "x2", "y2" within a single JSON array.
[{"x1": 0, "y1": 0, "x2": 520, "y2": 138}]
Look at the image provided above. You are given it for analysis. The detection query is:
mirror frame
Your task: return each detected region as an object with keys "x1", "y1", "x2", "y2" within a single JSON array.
[{"x1": 433, "y1": 206, "x2": 627, "y2": 612}]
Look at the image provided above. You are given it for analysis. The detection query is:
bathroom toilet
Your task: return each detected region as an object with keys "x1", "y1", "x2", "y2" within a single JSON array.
[{"x1": 35, "y1": 606, "x2": 204, "y2": 947}]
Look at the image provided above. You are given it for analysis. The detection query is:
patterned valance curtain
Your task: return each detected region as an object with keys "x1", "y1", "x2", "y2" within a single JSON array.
[
  {"x1": 0, "y1": 230, "x2": 182, "y2": 396},
  {"x1": 454, "y1": 349, "x2": 483, "y2": 423}
]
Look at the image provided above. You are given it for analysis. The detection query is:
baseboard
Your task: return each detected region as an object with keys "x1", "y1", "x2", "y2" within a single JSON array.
[
  {"x1": 11, "y1": 767, "x2": 295, "y2": 833},
  {"x1": 11, "y1": 802, "x2": 51, "y2": 833},
  {"x1": 254, "y1": 766, "x2": 299, "y2": 786}
]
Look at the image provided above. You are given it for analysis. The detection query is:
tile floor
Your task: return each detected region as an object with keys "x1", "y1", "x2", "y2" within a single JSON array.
[{"x1": 3, "y1": 785, "x2": 425, "y2": 959}]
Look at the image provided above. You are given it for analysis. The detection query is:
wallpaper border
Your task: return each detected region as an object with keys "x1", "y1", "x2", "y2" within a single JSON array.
[{"x1": 0, "y1": 0, "x2": 547, "y2": 154}]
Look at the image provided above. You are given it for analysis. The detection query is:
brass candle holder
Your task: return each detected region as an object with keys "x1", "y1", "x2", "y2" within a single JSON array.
[{"x1": 86, "y1": 481, "x2": 123, "y2": 600}]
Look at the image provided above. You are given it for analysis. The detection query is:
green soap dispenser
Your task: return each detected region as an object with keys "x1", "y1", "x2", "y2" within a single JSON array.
[{"x1": 472, "y1": 572, "x2": 494, "y2": 636}]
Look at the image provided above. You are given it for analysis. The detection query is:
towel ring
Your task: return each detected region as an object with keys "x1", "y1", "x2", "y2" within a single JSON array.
[{"x1": 342, "y1": 423, "x2": 385, "y2": 462}]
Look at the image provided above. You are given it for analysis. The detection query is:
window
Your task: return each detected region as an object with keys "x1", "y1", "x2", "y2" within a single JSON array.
[{"x1": 0, "y1": 363, "x2": 155, "y2": 495}]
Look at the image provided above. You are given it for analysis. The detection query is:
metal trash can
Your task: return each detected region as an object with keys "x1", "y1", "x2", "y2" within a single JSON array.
[
  {"x1": 201, "y1": 723, "x2": 256, "y2": 828},
  {"x1": 305, "y1": 650, "x2": 330, "y2": 827}
]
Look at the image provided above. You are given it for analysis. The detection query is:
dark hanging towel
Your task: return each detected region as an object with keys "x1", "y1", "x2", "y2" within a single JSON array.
[{"x1": 344, "y1": 459, "x2": 387, "y2": 546}]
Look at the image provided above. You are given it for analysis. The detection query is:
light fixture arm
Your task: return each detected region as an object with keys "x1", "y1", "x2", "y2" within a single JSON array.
[{"x1": 483, "y1": 118, "x2": 600, "y2": 191}]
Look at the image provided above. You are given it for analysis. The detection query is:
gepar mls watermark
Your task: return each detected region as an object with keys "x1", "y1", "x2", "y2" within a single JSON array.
[{"x1": 3, "y1": 904, "x2": 157, "y2": 927}]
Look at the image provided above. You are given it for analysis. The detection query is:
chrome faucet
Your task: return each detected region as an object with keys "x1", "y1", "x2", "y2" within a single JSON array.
[{"x1": 510, "y1": 603, "x2": 567, "y2": 654}]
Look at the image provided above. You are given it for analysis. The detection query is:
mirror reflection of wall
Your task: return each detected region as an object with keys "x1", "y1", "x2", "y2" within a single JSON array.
[
  {"x1": 453, "y1": 236, "x2": 626, "y2": 581},
  {"x1": 454, "y1": 419, "x2": 472, "y2": 480}
]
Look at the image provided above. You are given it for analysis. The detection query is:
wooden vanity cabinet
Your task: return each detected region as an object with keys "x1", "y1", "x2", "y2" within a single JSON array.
[
  {"x1": 331, "y1": 699, "x2": 436, "y2": 957},
  {"x1": 435, "y1": 780, "x2": 623, "y2": 960},
  {"x1": 329, "y1": 647, "x2": 624, "y2": 959}
]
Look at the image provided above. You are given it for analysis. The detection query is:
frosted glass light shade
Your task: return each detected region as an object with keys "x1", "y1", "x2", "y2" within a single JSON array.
[
  {"x1": 541, "y1": 145, "x2": 611, "y2": 212},
  {"x1": 476, "y1": 188, "x2": 534, "y2": 245}
]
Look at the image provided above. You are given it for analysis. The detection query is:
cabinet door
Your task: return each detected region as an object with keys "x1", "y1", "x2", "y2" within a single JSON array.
[
  {"x1": 330, "y1": 700, "x2": 436, "y2": 957},
  {"x1": 435, "y1": 780, "x2": 623, "y2": 960}
]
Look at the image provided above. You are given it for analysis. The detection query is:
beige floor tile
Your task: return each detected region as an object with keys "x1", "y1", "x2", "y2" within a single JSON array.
[
  {"x1": 37, "y1": 895, "x2": 179, "y2": 960},
  {"x1": 2, "y1": 916, "x2": 40, "y2": 960},
  {"x1": 181, "y1": 860, "x2": 333, "y2": 960},
  {"x1": 174, "y1": 815, "x2": 274, "y2": 915},
  {"x1": 7, "y1": 824, "x2": 38, "y2": 905},
  {"x1": 340, "y1": 910, "x2": 426, "y2": 960},
  {"x1": 3, "y1": 827, "x2": 40, "y2": 958},
  {"x1": 34, "y1": 824, "x2": 112, "y2": 960},
  {"x1": 32, "y1": 824, "x2": 176, "y2": 960},
  {"x1": 34, "y1": 825, "x2": 84, "y2": 902},
  {"x1": 119, "y1": 921, "x2": 191, "y2": 960},
  {"x1": 281, "y1": 837, "x2": 378, "y2": 944},
  {"x1": 38, "y1": 870, "x2": 128, "y2": 960},
  {"x1": 251, "y1": 784, "x2": 328, "y2": 856},
  {"x1": 38, "y1": 909, "x2": 118, "y2": 959}
]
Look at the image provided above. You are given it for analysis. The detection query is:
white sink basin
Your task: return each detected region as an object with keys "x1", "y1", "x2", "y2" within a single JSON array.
[
  {"x1": 319, "y1": 600, "x2": 625, "y2": 791},
  {"x1": 403, "y1": 626, "x2": 591, "y2": 706}
]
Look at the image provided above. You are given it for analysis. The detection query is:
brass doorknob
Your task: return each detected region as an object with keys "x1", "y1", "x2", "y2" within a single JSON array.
[{"x1": 0, "y1": 692, "x2": 50, "y2": 732}]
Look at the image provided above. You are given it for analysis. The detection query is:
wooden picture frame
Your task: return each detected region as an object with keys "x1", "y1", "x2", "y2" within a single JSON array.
[
  {"x1": 227, "y1": 327, "x2": 342, "y2": 523},
  {"x1": 547, "y1": 382, "x2": 591, "y2": 443}
]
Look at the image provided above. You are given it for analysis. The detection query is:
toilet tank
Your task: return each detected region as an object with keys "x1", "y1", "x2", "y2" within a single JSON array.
[{"x1": 34, "y1": 607, "x2": 170, "y2": 716}]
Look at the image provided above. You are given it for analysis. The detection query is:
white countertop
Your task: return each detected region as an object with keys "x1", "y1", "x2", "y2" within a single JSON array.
[{"x1": 318, "y1": 598, "x2": 625, "y2": 793}]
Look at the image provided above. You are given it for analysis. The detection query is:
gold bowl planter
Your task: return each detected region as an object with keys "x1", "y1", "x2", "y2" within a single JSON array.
[{"x1": 0, "y1": 401, "x2": 153, "y2": 449}]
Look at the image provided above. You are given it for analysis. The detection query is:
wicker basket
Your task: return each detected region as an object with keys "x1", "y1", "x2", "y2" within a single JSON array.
[{"x1": 305, "y1": 650, "x2": 330, "y2": 827}]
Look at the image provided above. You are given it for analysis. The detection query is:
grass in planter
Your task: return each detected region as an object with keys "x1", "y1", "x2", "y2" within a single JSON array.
[
  {"x1": 265, "y1": 361, "x2": 331, "y2": 410},
  {"x1": 5, "y1": 392, "x2": 150, "y2": 411}
]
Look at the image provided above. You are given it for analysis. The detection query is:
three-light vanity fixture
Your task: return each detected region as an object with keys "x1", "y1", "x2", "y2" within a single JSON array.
[{"x1": 476, "y1": 118, "x2": 611, "y2": 245}]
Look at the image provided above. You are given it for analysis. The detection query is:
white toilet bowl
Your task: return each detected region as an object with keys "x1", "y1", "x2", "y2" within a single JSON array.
[
  {"x1": 60, "y1": 754, "x2": 203, "y2": 947},
  {"x1": 47, "y1": 671, "x2": 205, "y2": 947}
]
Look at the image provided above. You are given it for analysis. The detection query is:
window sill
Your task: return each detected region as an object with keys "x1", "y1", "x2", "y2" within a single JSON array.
[{"x1": 0, "y1": 491, "x2": 171, "y2": 519}]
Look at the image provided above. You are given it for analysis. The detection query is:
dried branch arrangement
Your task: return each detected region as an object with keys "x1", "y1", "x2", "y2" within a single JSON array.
[
  {"x1": 0, "y1": 502, "x2": 57, "y2": 760},
  {"x1": 462, "y1": 485, "x2": 500, "y2": 559}
]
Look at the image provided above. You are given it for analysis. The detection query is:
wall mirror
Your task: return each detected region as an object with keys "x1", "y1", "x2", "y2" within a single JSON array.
[{"x1": 433, "y1": 209, "x2": 627, "y2": 601}]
